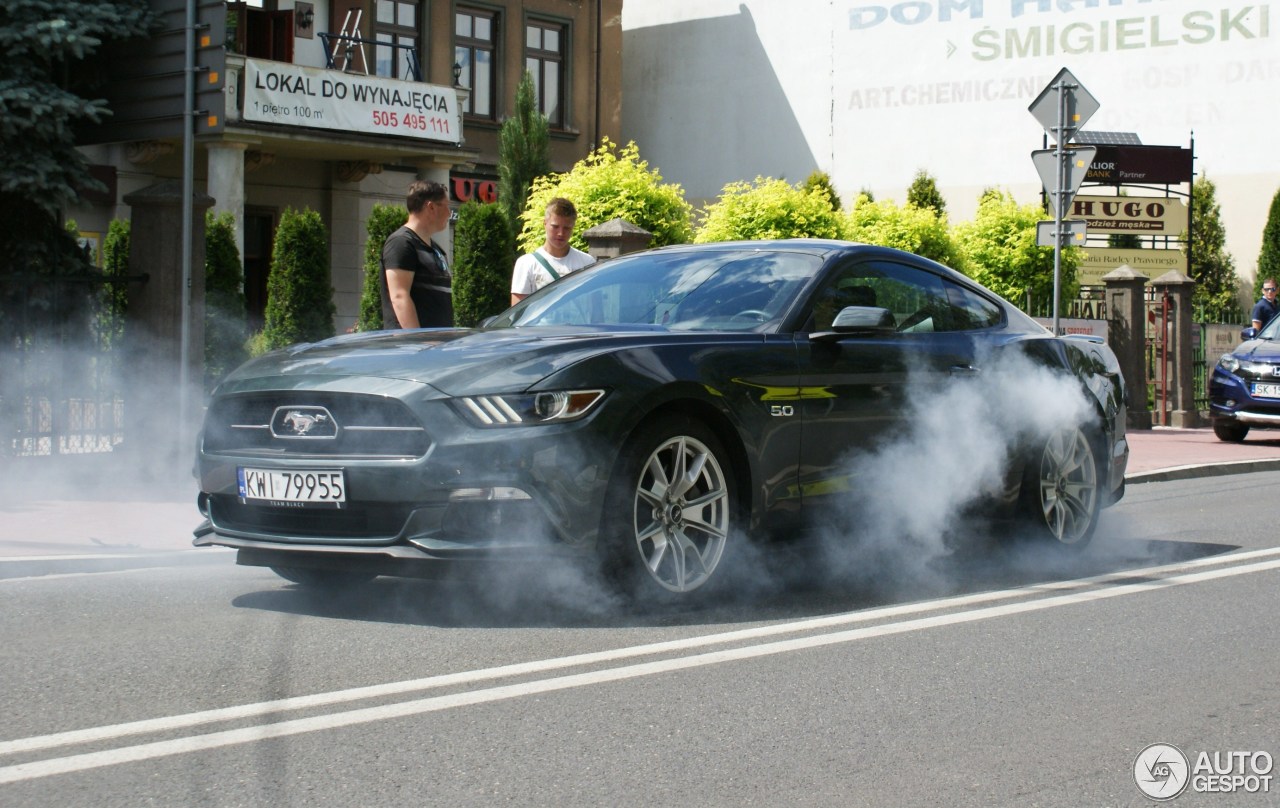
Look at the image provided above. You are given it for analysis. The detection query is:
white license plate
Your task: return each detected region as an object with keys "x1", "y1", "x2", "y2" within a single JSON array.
[
  {"x1": 1252, "y1": 383, "x2": 1280, "y2": 399},
  {"x1": 238, "y1": 468, "x2": 346, "y2": 507}
]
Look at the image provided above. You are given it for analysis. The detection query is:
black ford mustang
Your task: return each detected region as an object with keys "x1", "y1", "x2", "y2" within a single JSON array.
[{"x1": 194, "y1": 240, "x2": 1128, "y2": 598}]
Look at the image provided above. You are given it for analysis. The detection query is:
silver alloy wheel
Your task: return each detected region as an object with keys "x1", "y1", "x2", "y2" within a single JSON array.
[
  {"x1": 1036, "y1": 427, "x2": 1099, "y2": 545},
  {"x1": 631, "y1": 434, "x2": 731, "y2": 593}
]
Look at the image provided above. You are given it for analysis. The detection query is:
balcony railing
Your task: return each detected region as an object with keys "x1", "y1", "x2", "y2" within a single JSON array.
[{"x1": 318, "y1": 33, "x2": 421, "y2": 82}]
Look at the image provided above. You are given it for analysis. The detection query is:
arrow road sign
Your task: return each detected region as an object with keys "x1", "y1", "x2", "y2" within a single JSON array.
[
  {"x1": 1028, "y1": 67, "x2": 1099, "y2": 142},
  {"x1": 1032, "y1": 146, "x2": 1097, "y2": 218},
  {"x1": 1036, "y1": 219, "x2": 1087, "y2": 248}
]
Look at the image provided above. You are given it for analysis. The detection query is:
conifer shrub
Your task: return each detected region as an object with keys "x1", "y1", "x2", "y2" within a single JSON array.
[
  {"x1": 260, "y1": 207, "x2": 334, "y2": 350},
  {"x1": 453, "y1": 201, "x2": 514, "y2": 327},
  {"x1": 357, "y1": 203, "x2": 407, "y2": 332}
]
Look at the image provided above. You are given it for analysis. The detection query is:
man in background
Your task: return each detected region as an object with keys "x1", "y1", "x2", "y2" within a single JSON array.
[
  {"x1": 1252, "y1": 278, "x2": 1278, "y2": 332},
  {"x1": 381, "y1": 180, "x2": 453, "y2": 328},
  {"x1": 510, "y1": 197, "x2": 595, "y2": 305}
]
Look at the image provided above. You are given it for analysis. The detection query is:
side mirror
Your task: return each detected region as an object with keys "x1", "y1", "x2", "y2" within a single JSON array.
[
  {"x1": 811, "y1": 305, "x2": 896, "y2": 341},
  {"x1": 1241, "y1": 326, "x2": 1258, "y2": 341}
]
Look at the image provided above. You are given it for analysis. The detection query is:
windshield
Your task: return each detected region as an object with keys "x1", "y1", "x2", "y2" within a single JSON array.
[{"x1": 488, "y1": 249, "x2": 821, "y2": 331}]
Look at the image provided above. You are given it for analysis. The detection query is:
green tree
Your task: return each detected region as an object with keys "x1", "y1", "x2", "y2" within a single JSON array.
[
  {"x1": 846, "y1": 196, "x2": 962, "y2": 267},
  {"x1": 0, "y1": 1, "x2": 153, "y2": 276},
  {"x1": 453, "y1": 202, "x2": 514, "y2": 327},
  {"x1": 1254, "y1": 186, "x2": 1280, "y2": 298},
  {"x1": 905, "y1": 169, "x2": 946, "y2": 215},
  {"x1": 204, "y1": 211, "x2": 247, "y2": 390},
  {"x1": 260, "y1": 208, "x2": 334, "y2": 350},
  {"x1": 356, "y1": 203, "x2": 407, "y2": 332},
  {"x1": 498, "y1": 71, "x2": 551, "y2": 230},
  {"x1": 801, "y1": 170, "x2": 842, "y2": 212},
  {"x1": 952, "y1": 189, "x2": 1081, "y2": 309},
  {"x1": 694, "y1": 177, "x2": 848, "y2": 242},
  {"x1": 94, "y1": 218, "x2": 130, "y2": 352},
  {"x1": 519, "y1": 139, "x2": 693, "y2": 253},
  {"x1": 1186, "y1": 176, "x2": 1239, "y2": 321}
]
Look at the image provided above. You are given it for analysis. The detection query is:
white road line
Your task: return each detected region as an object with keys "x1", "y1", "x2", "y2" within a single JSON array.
[
  {"x1": 2, "y1": 551, "x2": 1279, "y2": 785},
  {"x1": 0, "y1": 546, "x2": 1271, "y2": 759},
  {"x1": 0, "y1": 568, "x2": 183, "y2": 584},
  {"x1": 2, "y1": 547, "x2": 1278, "y2": 759}
]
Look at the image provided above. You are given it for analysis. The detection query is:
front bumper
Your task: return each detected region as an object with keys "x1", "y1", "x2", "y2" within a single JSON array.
[{"x1": 1209, "y1": 369, "x2": 1280, "y2": 427}]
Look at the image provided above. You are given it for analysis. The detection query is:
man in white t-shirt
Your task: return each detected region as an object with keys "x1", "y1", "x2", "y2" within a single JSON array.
[{"x1": 510, "y1": 197, "x2": 596, "y2": 305}]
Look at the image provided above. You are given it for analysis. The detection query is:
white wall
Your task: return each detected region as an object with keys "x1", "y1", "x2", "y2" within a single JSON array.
[{"x1": 623, "y1": 0, "x2": 1280, "y2": 280}]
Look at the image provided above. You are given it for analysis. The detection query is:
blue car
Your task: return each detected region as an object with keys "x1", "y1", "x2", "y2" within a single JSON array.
[{"x1": 1209, "y1": 316, "x2": 1280, "y2": 441}]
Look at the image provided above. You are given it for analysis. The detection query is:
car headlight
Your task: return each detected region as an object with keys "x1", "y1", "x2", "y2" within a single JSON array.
[
  {"x1": 457, "y1": 390, "x2": 606, "y2": 426},
  {"x1": 1218, "y1": 354, "x2": 1240, "y2": 373}
]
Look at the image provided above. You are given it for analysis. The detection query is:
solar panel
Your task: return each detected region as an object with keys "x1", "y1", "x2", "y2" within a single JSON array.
[{"x1": 1074, "y1": 130, "x2": 1143, "y2": 145}]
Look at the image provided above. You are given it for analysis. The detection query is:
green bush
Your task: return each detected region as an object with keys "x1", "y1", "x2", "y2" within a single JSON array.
[
  {"x1": 802, "y1": 170, "x2": 842, "y2": 212},
  {"x1": 499, "y1": 71, "x2": 551, "y2": 228},
  {"x1": 694, "y1": 177, "x2": 848, "y2": 242},
  {"x1": 261, "y1": 207, "x2": 334, "y2": 350},
  {"x1": 846, "y1": 196, "x2": 963, "y2": 268},
  {"x1": 357, "y1": 203, "x2": 407, "y2": 332},
  {"x1": 204, "y1": 211, "x2": 247, "y2": 390},
  {"x1": 453, "y1": 201, "x2": 514, "y2": 327},
  {"x1": 952, "y1": 189, "x2": 1080, "y2": 307},
  {"x1": 519, "y1": 138, "x2": 693, "y2": 253},
  {"x1": 1259, "y1": 187, "x2": 1280, "y2": 294}
]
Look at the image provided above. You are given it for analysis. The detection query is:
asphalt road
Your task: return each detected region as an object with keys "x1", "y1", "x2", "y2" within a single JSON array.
[{"x1": 2, "y1": 473, "x2": 1278, "y2": 807}]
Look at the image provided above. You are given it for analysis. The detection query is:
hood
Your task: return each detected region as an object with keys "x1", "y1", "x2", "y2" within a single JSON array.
[
  {"x1": 1232, "y1": 337, "x2": 1280, "y2": 361},
  {"x1": 218, "y1": 326, "x2": 671, "y2": 395}
]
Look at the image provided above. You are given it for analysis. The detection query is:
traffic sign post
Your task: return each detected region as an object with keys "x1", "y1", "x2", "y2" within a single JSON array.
[{"x1": 1029, "y1": 68, "x2": 1100, "y2": 335}]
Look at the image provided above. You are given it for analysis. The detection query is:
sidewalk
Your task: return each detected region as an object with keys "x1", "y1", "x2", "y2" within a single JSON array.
[{"x1": 3, "y1": 427, "x2": 1280, "y2": 559}]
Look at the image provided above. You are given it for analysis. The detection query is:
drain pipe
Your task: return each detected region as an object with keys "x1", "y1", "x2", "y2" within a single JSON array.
[{"x1": 180, "y1": 0, "x2": 196, "y2": 445}]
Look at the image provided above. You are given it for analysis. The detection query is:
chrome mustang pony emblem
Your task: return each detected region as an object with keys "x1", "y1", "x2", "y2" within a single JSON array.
[{"x1": 271, "y1": 406, "x2": 339, "y2": 438}]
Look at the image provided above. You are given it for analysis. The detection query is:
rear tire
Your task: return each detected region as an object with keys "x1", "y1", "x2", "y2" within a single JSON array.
[
  {"x1": 601, "y1": 415, "x2": 737, "y2": 601},
  {"x1": 1022, "y1": 425, "x2": 1101, "y2": 549},
  {"x1": 1213, "y1": 420, "x2": 1249, "y2": 442},
  {"x1": 270, "y1": 566, "x2": 376, "y2": 587}
]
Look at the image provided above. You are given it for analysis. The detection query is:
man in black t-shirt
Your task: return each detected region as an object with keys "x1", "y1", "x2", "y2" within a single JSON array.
[{"x1": 380, "y1": 180, "x2": 453, "y2": 328}]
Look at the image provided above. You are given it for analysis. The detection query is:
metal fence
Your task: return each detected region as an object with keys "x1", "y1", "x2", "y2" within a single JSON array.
[{"x1": 0, "y1": 270, "x2": 145, "y2": 458}]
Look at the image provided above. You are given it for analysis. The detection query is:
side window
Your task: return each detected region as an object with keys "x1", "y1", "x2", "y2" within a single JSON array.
[
  {"x1": 944, "y1": 282, "x2": 1004, "y2": 330},
  {"x1": 804, "y1": 260, "x2": 990, "y2": 334}
]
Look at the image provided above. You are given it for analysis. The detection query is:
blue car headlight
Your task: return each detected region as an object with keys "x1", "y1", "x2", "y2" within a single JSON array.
[
  {"x1": 1218, "y1": 354, "x2": 1240, "y2": 374},
  {"x1": 457, "y1": 390, "x2": 606, "y2": 426}
]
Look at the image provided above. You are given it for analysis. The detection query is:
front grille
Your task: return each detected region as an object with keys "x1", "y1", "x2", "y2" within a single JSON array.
[
  {"x1": 209, "y1": 494, "x2": 412, "y2": 539},
  {"x1": 203, "y1": 392, "x2": 429, "y2": 457}
]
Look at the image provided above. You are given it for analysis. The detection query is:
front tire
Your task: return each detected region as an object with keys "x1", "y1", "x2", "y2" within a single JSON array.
[
  {"x1": 1023, "y1": 426, "x2": 1101, "y2": 549},
  {"x1": 603, "y1": 415, "x2": 736, "y2": 599},
  {"x1": 1213, "y1": 420, "x2": 1249, "y2": 442}
]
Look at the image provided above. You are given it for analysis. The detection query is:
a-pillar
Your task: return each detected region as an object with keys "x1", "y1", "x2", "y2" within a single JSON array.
[
  {"x1": 121, "y1": 180, "x2": 213, "y2": 474},
  {"x1": 1101, "y1": 265, "x2": 1151, "y2": 430},
  {"x1": 206, "y1": 141, "x2": 248, "y2": 260},
  {"x1": 1151, "y1": 269, "x2": 1202, "y2": 428}
]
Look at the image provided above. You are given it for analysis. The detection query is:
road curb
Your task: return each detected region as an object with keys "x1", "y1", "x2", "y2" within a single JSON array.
[{"x1": 1125, "y1": 457, "x2": 1280, "y2": 485}]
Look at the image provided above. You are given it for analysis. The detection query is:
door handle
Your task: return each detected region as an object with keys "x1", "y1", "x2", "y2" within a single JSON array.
[{"x1": 949, "y1": 365, "x2": 981, "y2": 377}]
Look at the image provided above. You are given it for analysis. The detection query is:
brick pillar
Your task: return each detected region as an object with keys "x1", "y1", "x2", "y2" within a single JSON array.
[
  {"x1": 582, "y1": 218, "x2": 653, "y2": 260},
  {"x1": 1102, "y1": 265, "x2": 1151, "y2": 430}
]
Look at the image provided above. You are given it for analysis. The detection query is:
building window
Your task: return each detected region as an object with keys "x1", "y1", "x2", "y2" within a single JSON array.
[
  {"x1": 525, "y1": 20, "x2": 565, "y2": 128},
  {"x1": 455, "y1": 7, "x2": 496, "y2": 119},
  {"x1": 374, "y1": 0, "x2": 420, "y2": 80}
]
